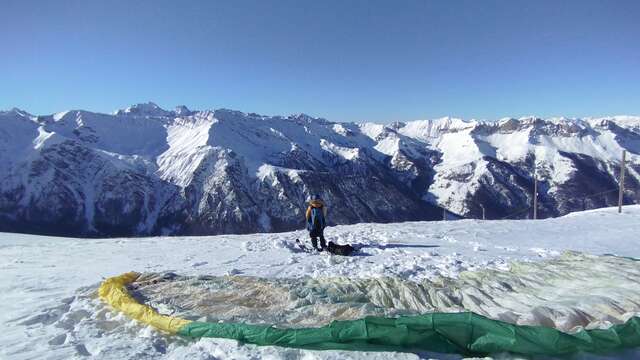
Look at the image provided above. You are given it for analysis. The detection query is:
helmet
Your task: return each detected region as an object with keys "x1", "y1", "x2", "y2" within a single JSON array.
[{"x1": 311, "y1": 193, "x2": 322, "y2": 201}]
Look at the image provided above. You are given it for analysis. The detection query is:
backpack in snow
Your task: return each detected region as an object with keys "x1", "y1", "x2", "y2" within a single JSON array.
[
  {"x1": 308, "y1": 207, "x2": 325, "y2": 231},
  {"x1": 327, "y1": 241, "x2": 355, "y2": 256}
]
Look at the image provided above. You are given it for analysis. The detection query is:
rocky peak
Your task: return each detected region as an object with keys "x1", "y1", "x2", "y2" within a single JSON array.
[
  {"x1": 115, "y1": 102, "x2": 172, "y2": 117},
  {"x1": 174, "y1": 105, "x2": 193, "y2": 116}
]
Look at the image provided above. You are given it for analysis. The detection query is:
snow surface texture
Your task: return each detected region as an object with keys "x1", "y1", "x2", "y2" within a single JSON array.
[
  {"x1": 2, "y1": 206, "x2": 640, "y2": 359},
  {"x1": 1, "y1": 104, "x2": 639, "y2": 237}
]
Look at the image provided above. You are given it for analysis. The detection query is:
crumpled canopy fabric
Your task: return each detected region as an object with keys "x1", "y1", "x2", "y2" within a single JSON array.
[
  {"x1": 98, "y1": 272, "x2": 191, "y2": 334},
  {"x1": 125, "y1": 253, "x2": 640, "y2": 332},
  {"x1": 178, "y1": 312, "x2": 640, "y2": 356},
  {"x1": 99, "y1": 263, "x2": 640, "y2": 357}
]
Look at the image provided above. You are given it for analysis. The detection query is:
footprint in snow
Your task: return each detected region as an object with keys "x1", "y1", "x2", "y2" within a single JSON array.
[
  {"x1": 443, "y1": 236, "x2": 457, "y2": 243},
  {"x1": 191, "y1": 261, "x2": 208, "y2": 268},
  {"x1": 221, "y1": 255, "x2": 246, "y2": 264}
]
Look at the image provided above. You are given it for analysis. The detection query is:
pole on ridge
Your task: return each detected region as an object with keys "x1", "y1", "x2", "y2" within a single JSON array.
[
  {"x1": 618, "y1": 150, "x2": 626, "y2": 213},
  {"x1": 533, "y1": 162, "x2": 538, "y2": 220}
]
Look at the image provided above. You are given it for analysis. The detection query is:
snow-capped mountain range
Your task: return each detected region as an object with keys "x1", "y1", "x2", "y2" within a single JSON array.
[{"x1": 1, "y1": 102, "x2": 638, "y2": 237}]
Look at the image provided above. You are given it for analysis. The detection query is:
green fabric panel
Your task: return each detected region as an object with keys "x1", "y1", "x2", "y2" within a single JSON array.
[{"x1": 177, "y1": 312, "x2": 640, "y2": 357}]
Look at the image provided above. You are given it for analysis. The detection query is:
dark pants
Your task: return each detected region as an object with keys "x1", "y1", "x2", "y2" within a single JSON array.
[{"x1": 309, "y1": 228, "x2": 326, "y2": 249}]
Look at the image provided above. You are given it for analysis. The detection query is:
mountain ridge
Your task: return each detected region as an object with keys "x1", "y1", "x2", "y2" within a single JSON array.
[{"x1": 1, "y1": 104, "x2": 638, "y2": 237}]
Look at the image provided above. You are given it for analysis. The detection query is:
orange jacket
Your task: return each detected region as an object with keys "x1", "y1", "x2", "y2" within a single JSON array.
[{"x1": 305, "y1": 199, "x2": 328, "y2": 221}]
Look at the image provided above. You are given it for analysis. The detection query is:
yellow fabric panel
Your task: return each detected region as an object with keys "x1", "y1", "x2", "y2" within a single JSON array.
[
  {"x1": 98, "y1": 272, "x2": 191, "y2": 334},
  {"x1": 309, "y1": 200, "x2": 324, "y2": 208},
  {"x1": 307, "y1": 200, "x2": 328, "y2": 220}
]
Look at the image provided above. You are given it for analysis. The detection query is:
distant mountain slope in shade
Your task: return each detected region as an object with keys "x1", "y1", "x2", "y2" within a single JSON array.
[{"x1": 0, "y1": 102, "x2": 638, "y2": 237}]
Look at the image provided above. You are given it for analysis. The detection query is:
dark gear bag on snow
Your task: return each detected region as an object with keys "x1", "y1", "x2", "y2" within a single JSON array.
[{"x1": 327, "y1": 241, "x2": 355, "y2": 256}]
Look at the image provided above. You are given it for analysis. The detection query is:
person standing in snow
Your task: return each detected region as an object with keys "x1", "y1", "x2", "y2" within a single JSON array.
[{"x1": 306, "y1": 194, "x2": 327, "y2": 251}]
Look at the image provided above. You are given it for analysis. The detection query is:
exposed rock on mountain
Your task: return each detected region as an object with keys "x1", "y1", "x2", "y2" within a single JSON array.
[{"x1": 0, "y1": 105, "x2": 638, "y2": 237}]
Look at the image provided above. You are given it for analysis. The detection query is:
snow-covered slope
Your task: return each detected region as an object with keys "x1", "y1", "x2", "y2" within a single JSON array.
[
  {"x1": 2, "y1": 206, "x2": 640, "y2": 359},
  {"x1": 419, "y1": 117, "x2": 640, "y2": 216},
  {"x1": 1, "y1": 104, "x2": 639, "y2": 237}
]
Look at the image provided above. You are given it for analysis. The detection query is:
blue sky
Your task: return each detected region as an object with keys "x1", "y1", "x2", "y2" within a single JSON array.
[{"x1": 1, "y1": 0, "x2": 638, "y2": 123}]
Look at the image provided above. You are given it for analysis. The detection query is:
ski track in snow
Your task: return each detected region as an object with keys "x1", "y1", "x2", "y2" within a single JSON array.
[{"x1": 1, "y1": 206, "x2": 640, "y2": 359}]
